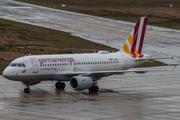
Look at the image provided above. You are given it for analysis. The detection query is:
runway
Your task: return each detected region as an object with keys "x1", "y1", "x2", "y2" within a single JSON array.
[
  {"x1": 0, "y1": 66, "x2": 179, "y2": 120},
  {"x1": 0, "y1": 0, "x2": 180, "y2": 64}
]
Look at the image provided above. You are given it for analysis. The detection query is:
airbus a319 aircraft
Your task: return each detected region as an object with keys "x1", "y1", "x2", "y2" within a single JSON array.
[{"x1": 2, "y1": 17, "x2": 172, "y2": 93}]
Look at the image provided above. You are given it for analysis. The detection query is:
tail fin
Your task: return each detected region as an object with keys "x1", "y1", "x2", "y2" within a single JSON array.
[{"x1": 120, "y1": 17, "x2": 148, "y2": 58}]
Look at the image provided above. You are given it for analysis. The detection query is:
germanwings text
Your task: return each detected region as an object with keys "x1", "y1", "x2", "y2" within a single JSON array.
[{"x1": 38, "y1": 57, "x2": 75, "y2": 64}]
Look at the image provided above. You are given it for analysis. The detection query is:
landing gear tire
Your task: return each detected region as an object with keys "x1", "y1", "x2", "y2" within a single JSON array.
[
  {"x1": 24, "y1": 88, "x2": 30, "y2": 93},
  {"x1": 55, "y1": 82, "x2": 65, "y2": 90},
  {"x1": 89, "y1": 86, "x2": 99, "y2": 93}
]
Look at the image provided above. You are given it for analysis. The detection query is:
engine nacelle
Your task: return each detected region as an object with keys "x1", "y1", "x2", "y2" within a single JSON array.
[{"x1": 70, "y1": 76, "x2": 93, "y2": 90}]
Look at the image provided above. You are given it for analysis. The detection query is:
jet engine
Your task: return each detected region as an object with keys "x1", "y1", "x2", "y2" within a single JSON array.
[{"x1": 70, "y1": 76, "x2": 93, "y2": 90}]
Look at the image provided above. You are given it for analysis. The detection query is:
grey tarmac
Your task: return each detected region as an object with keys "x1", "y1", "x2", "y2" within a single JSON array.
[{"x1": 0, "y1": 66, "x2": 179, "y2": 120}]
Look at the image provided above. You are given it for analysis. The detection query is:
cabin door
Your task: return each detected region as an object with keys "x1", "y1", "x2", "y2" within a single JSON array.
[
  {"x1": 30, "y1": 58, "x2": 39, "y2": 73},
  {"x1": 122, "y1": 55, "x2": 128, "y2": 69}
]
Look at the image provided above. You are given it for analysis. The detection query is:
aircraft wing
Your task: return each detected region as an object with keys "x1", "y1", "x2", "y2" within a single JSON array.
[{"x1": 63, "y1": 66, "x2": 176, "y2": 78}]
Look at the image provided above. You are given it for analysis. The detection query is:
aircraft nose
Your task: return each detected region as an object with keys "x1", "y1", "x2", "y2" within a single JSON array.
[{"x1": 3, "y1": 67, "x2": 12, "y2": 78}]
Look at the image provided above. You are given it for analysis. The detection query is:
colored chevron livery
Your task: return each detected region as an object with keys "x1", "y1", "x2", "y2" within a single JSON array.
[
  {"x1": 21, "y1": 70, "x2": 26, "y2": 73},
  {"x1": 120, "y1": 17, "x2": 148, "y2": 58}
]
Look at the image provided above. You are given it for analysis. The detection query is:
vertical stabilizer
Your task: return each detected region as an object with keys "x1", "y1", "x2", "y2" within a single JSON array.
[{"x1": 120, "y1": 17, "x2": 148, "y2": 58}]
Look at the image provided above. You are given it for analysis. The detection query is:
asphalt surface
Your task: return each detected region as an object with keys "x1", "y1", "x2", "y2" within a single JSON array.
[
  {"x1": 0, "y1": 0, "x2": 180, "y2": 120},
  {"x1": 0, "y1": 66, "x2": 179, "y2": 120},
  {"x1": 0, "y1": 0, "x2": 180, "y2": 64}
]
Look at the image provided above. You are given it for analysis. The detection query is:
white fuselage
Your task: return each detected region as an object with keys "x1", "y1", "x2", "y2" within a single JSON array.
[{"x1": 3, "y1": 52, "x2": 147, "y2": 82}]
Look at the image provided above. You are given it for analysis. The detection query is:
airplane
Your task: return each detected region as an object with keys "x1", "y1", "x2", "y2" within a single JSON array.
[{"x1": 2, "y1": 17, "x2": 173, "y2": 93}]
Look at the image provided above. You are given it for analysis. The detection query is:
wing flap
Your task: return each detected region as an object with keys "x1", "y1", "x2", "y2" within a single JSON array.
[
  {"x1": 63, "y1": 66, "x2": 176, "y2": 76},
  {"x1": 134, "y1": 56, "x2": 174, "y2": 61}
]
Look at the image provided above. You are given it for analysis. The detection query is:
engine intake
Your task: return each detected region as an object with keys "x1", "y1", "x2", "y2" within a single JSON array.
[{"x1": 70, "y1": 76, "x2": 93, "y2": 90}]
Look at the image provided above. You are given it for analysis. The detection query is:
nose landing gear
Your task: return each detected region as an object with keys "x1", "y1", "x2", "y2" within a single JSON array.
[
  {"x1": 22, "y1": 82, "x2": 31, "y2": 93},
  {"x1": 24, "y1": 87, "x2": 30, "y2": 93}
]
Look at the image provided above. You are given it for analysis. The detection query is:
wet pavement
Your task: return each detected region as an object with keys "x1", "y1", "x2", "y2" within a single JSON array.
[
  {"x1": 0, "y1": 0, "x2": 180, "y2": 64},
  {"x1": 0, "y1": 66, "x2": 180, "y2": 120},
  {"x1": 0, "y1": 1, "x2": 180, "y2": 119}
]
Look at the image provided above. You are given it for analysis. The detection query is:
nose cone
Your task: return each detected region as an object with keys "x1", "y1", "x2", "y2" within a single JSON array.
[{"x1": 3, "y1": 67, "x2": 12, "y2": 78}]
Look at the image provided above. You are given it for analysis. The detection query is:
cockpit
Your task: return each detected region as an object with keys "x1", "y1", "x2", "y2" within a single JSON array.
[{"x1": 9, "y1": 63, "x2": 26, "y2": 67}]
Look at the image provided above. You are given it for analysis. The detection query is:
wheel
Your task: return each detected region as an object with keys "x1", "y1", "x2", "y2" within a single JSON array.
[
  {"x1": 55, "y1": 82, "x2": 60, "y2": 89},
  {"x1": 89, "y1": 86, "x2": 99, "y2": 93},
  {"x1": 24, "y1": 88, "x2": 30, "y2": 93},
  {"x1": 88, "y1": 87, "x2": 93, "y2": 92},
  {"x1": 60, "y1": 82, "x2": 65, "y2": 90},
  {"x1": 55, "y1": 82, "x2": 65, "y2": 90}
]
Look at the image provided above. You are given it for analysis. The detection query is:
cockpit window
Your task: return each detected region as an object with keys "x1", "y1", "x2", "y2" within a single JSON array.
[
  {"x1": 17, "y1": 63, "x2": 22, "y2": 67},
  {"x1": 9, "y1": 63, "x2": 26, "y2": 67},
  {"x1": 22, "y1": 63, "x2": 26, "y2": 67},
  {"x1": 11, "y1": 63, "x2": 17, "y2": 67}
]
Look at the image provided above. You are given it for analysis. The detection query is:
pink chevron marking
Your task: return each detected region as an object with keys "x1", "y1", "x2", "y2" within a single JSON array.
[
  {"x1": 131, "y1": 18, "x2": 140, "y2": 54},
  {"x1": 138, "y1": 54, "x2": 144, "y2": 58},
  {"x1": 132, "y1": 54, "x2": 137, "y2": 58},
  {"x1": 138, "y1": 17, "x2": 148, "y2": 54}
]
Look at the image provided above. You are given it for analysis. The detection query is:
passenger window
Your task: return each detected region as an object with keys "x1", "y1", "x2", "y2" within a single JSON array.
[{"x1": 22, "y1": 63, "x2": 26, "y2": 67}]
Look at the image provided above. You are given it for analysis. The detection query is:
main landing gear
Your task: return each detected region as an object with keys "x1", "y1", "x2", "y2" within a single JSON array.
[
  {"x1": 88, "y1": 86, "x2": 99, "y2": 93},
  {"x1": 55, "y1": 82, "x2": 65, "y2": 90}
]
